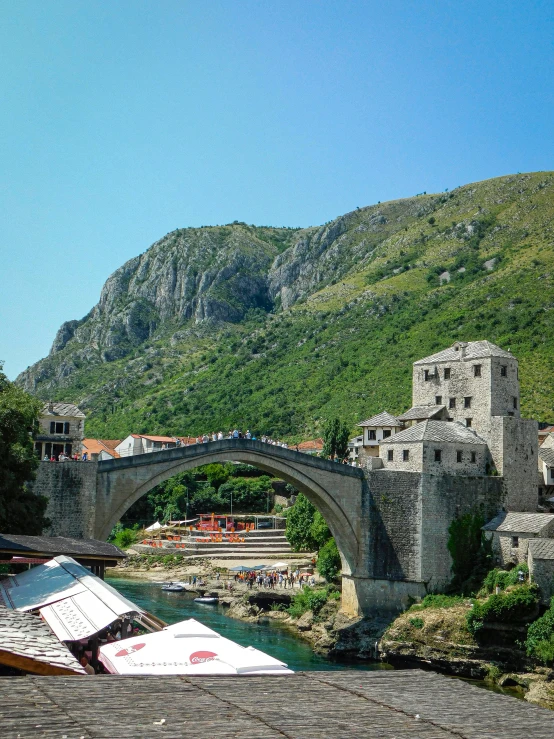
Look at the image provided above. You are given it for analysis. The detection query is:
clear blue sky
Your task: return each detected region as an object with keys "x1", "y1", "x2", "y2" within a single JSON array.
[{"x1": 1, "y1": 1, "x2": 553, "y2": 378}]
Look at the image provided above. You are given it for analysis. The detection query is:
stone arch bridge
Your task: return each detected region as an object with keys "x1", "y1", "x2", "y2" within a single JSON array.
[{"x1": 34, "y1": 439, "x2": 505, "y2": 616}]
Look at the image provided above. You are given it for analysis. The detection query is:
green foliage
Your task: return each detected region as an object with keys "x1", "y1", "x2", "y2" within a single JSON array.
[
  {"x1": 109, "y1": 524, "x2": 140, "y2": 549},
  {"x1": 410, "y1": 617, "x2": 424, "y2": 629},
  {"x1": 287, "y1": 586, "x2": 333, "y2": 619},
  {"x1": 480, "y1": 563, "x2": 529, "y2": 595},
  {"x1": 467, "y1": 585, "x2": 539, "y2": 634},
  {"x1": 202, "y1": 463, "x2": 232, "y2": 491},
  {"x1": 285, "y1": 493, "x2": 318, "y2": 551},
  {"x1": 418, "y1": 594, "x2": 466, "y2": 610},
  {"x1": 447, "y1": 512, "x2": 492, "y2": 594},
  {"x1": 0, "y1": 363, "x2": 49, "y2": 534},
  {"x1": 316, "y1": 538, "x2": 341, "y2": 582},
  {"x1": 322, "y1": 417, "x2": 350, "y2": 460},
  {"x1": 526, "y1": 596, "x2": 554, "y2": 665},
  {"x1": 218, "y1": 475, "x2": 273, "y2": 512},
  {"x1": 310, "y1": 510, "x2": 331, "y2": 547}
]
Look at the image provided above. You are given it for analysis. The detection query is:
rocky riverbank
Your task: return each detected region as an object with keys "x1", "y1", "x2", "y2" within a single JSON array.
[
  {"x1": 379, "y1": 602, "x2": 554, "y2": 710},
  {"x1": 107, "y1": 557, "x2": 389, "y2": 660}
]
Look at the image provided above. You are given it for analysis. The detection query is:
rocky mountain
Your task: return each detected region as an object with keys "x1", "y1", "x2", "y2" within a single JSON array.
[{"x1": 17, "y1": 172, "x2": 554, "y2": 439}]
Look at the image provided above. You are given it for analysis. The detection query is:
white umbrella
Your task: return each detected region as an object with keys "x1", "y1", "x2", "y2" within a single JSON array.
[
  {"x1": 261, "y1": 562, "x2": 289, "y2": 571},
  {"x1": 145, "y1": 521, "x2": 162, "y2": 531},
  {"x1": 98, "y1": 618, "x2": 293, "y2": 676}
]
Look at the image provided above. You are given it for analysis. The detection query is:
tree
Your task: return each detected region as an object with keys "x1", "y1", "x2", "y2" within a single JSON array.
[
  {"x1": 285, "y1": 493, "x2": 318, "y2": 551},
  {"x1": 310, "y1": 510, "x2": 331, "y2": 547},
  {"x1": 203, "y1": 463, "x2": 231, "y2": 491},
  {"x1": 317, "y1": 538, "x2": 341, "y2": 582},
  {"x1": 322, "y1": 417, "x2": 350, "y2": 460},
  {"x1": 0, "y1": 363, "x2": 49, "y2": 534}
]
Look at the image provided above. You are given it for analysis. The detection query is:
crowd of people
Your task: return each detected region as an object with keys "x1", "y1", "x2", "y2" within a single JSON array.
[
  {"x1": 181, "y1": 430, "x2": 290, "y2": 448},
  {"x1": 232, "y1": 568, "x2": 316, "y2": 590}
]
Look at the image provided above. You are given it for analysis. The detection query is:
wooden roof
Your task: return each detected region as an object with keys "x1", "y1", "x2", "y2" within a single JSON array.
[
  {"x1": 0, "y1": 535, "x2": 126, "y2": 562},
  {"x1": 0, "y1": 606, "x2": 85, "y2": 676},
  {"x1": 1, "y1": 670, "x2": 554, "y2": 737}
]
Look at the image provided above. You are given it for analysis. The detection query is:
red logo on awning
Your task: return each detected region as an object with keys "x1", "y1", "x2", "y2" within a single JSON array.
[
  {"x1": 115, "y1": 643, "x2": 146, "y2": 657},
  {"x1": 190, "y1": 650, "x2": 217, "y2": 664}
]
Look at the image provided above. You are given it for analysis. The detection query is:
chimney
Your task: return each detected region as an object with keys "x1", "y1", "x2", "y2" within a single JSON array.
[{"x1": 48, "y1": 400, "x2": 54, "y2": 412}]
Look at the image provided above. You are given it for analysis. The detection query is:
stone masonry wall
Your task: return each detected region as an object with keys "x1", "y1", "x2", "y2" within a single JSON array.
[
  {"x1": 31, "y1": 461, "x2": 98, "y2": 538},
  {"x1": 412, "y1": 356, "x2": 495, "y2": 442},
  {"x1": 365, "y1": 470, "x2": 422, "y2": 581},
  {"x1": 419, "y1": 474, "x2": 505, "y2": 590},
  {"x1": 528, "y1": 554, "x2": 554, "y2": 605},
  {"x1": 489, "y1": 416, "x2": 538, "y2": 511},
  {"x1": 364, "y1": 470, "x2": 505, "y2": 593}
]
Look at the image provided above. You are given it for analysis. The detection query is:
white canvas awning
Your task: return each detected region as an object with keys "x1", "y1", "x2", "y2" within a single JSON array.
[
  {"x1": 98, "y1": 618, "x2": 293, "y2": 676},
  {"x1": 145, "y1": 521, "x2": 162, "y2": 531},
  {"x1": 0, "y1": 555, "x2": 146, "y2": 641},
  {"x1": 40, "y1": 590, "x2": 127, "y2": 641},
  {"x1": 0, "y1": 559, "x2": 87, "y2": 611}
]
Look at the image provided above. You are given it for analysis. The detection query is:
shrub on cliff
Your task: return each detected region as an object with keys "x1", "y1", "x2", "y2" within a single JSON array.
[
  {"x1": 467, "y1": 585, "x2": 539, "y2": 634},
  {"x1": 0, "y1": 362, "x2": 49, "y2": 534},
  {"x1": 526, "y1": 596, "x2": 554, "y2": 665},
  {"x1": 287, "y1": 585, "x2": 339, "y2": 619}
]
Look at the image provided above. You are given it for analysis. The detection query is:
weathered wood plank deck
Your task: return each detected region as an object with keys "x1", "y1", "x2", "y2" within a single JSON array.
[{"x1": 0, "y1": 670, "x2": 553, "y2": 738}]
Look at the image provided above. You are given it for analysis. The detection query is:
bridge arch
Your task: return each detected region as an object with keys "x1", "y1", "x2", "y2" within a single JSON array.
[{"x1": 95, "y1": 440, "x2": 366, "y2": 580}]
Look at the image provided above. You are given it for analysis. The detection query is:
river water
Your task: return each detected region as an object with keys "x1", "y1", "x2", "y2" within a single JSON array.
[{"x1": 107, "y1": 577, "x2": 390, "y2": 672}]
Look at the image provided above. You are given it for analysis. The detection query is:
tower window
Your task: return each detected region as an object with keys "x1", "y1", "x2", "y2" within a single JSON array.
[
  {"x1": 388, "y1": 450, "x2": 394, "y2": 462},
  {"x1": 512, "y1": 536, "x2": 519, "y2": 548},
  {"x1": 456, "y1": 450, "x2": 463, "y2": 463},
  {"x1": 464, "y1": 397, "x2": 472, "y2": 409},
  {"x1": 466, "y1": 418, "x2": 472, "y2": 427},
  {"x1": 435, "y1": 396, "x2": 442, "y2": 405},
  {"x1": 500, "y1": 365, "x2": 507, "y2": 377},
  {"x1": 424, "y1": 369, "x2": 432, "y2": 381},
  {"x1": 434, "y1": 449, "x2": 442, "y2": 462},
  {"x1": 471, "y1": 451, "x2": 476, "y2": 463},
  {"x1": 403, "y1": 449, "x2": 410, "y2": 461},
  {"x1": 383, "y1": 430, "x2": 391, "y2": 438},
  {"x1": 444, "y1": 368, "x2": 451, "y2": 380},
  {"x1": 513, "y1": 397, "x2": 518, "y2": 409},
  {"x1": 368, "y1": 430, "x2": 376, "y2": 441},
  {"x1": 474, "y1": 364, "x2": 482, "y2": 377},
  {"x1": 449, "y1": 398, "x2": 456, "y2": 409}
]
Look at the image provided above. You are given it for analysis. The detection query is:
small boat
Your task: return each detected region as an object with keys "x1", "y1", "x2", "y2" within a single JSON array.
[
  {"x1": 161, "y1": 582, "x2": 186, "y2": 592},
  {"x1": 193, "y1": 596, "x2": 218, "y2": 604}
]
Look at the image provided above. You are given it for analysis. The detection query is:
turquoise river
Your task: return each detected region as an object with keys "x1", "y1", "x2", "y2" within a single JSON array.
[{"x1": 107, "y1": 577, "x2": 388, "y2": 672}]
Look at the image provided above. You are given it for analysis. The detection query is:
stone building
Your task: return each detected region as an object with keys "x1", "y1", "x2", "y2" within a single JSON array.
[
  {"x1": 528, "y1": 538, "x2": 554, "y2": 605},
  {"x1": 396, "y1": 405, "x2": 447, "y2": 428},
  {"x1": 34, "y1": 402, "x2": 85, "y2": 460},
  {"x1": 357, "y1": 411, "x2": 402, "y2": 456},
  {"x1": 539, "y1": 433, "x2": 554, "y2": 497},
  {"x1": 483, "y1": 511, "x2": 554, "y2": 564},
  {"x1": 114, "y1": 434, "x2": 178, "y2": 458},
  {"x1": 358, "y1": 340, "x2": 539, "y2": 512},
  {"x1": 379, "y1": 420, "x2": 489, "y2": 475}
]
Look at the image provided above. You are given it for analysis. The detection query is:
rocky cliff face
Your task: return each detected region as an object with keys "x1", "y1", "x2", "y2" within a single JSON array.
[
  {"x1": 16, "y1": 172, "x2": 554, "y2": 440},
  {"x1": 17, "y1": 205, "x2": 403, "y2": 393}
]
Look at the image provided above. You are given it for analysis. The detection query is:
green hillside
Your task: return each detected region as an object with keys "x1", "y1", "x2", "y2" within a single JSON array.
[{"x1": 17, "y1": 172, "x2": 554, "y2": 440}]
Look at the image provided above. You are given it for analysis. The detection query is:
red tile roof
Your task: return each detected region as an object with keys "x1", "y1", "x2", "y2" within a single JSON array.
[{"x1": 296, "y1": 438, "x2": 324, "y2": 451}]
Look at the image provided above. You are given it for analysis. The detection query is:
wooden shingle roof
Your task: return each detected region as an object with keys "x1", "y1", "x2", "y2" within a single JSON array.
[
  {"x1": 0, "y1": 606, "x2": 85, "y2": 675},
  {"x1": 0, "y1": 535, "x2": 125, "y2": 561}
]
